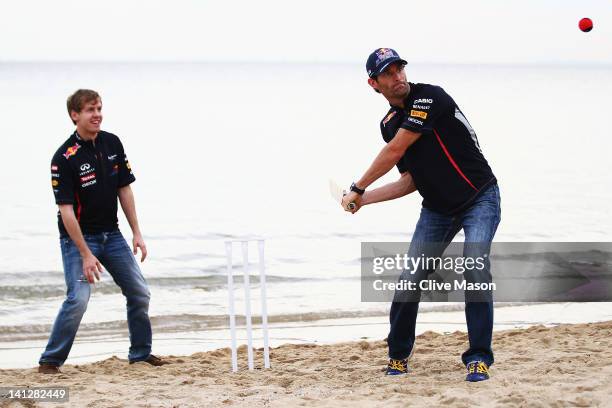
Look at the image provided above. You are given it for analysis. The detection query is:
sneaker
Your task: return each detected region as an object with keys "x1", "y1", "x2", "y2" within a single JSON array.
[
  {"x1": 129, "y1": 354, "x2": 170, "y2": 366},
  {"x1": 38, "y1": 363, "x2": 61, "y2": 374},
  {"x1": 465, "y1": 360, "x2": 490, "y2": 382},
  {"x1": 385, "y1": 343, "x2": 414, "y2": 376},
  {"x1": 386, "y1": 358, "x2": 409, "y2": 375}
]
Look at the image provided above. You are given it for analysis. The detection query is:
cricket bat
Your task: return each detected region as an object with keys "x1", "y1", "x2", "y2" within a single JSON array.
[{"x1": 328, "y1": 179, "x2": 356, "y2": 211}]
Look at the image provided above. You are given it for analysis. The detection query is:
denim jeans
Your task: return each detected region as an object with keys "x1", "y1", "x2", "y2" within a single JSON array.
[
  {"x1": 39, "y1": 230, "x2": 152, "y2": 366},
  {"x1": 388, "y1": 183, "x2": 501, "y2": 366}
]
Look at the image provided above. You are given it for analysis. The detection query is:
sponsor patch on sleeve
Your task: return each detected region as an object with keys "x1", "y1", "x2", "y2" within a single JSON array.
[{"x1": 382, "y1": 111, "x2": 397, "y2": 127}]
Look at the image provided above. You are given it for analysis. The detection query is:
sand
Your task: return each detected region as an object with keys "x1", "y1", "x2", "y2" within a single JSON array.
[{"x1": 1, "y1": 321, "x2": 611, "y2": 408}]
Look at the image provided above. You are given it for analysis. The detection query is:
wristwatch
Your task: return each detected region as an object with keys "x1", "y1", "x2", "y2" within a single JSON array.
[{"x1": 350, "y1": 182, "x2": 365, "y2": 195}]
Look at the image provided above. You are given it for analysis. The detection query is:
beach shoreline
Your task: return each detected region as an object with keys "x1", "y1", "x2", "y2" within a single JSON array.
[{"x1": 1, "y1": 302, "x2": 611, "y2": 371}]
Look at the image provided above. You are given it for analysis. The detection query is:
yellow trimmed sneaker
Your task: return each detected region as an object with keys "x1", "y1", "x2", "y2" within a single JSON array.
[
  {"x1": 385, "y1": 344, "x2": 414, "y2": 376},
  {"x1": 386, "y1": 358, "x2": 409, "y2": 375},
  {"x1": 466, "y1": 360, "x2": 490, "y2": 382}
]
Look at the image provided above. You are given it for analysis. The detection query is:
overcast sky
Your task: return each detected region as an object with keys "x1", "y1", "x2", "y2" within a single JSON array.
[{"x1": 1, "y1": 0, "x2": 610, "y2": 64}]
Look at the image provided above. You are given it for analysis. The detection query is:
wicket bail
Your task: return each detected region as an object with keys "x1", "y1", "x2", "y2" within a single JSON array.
[{"x1": 224, "y1": 239, "x2": 271, "y2": 372}]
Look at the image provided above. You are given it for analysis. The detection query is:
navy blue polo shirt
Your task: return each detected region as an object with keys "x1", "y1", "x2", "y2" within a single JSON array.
[
  {"x1": 50, "y1": 131, "x2": 135, "y2": 236},
  {"x1": 380, "y1": 82, "x2": 496, "y2": 215}
]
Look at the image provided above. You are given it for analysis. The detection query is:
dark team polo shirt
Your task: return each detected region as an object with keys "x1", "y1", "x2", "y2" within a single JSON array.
[
  {"x1": 50, "y1": 131, "x2": 136, "y2": 237},
  {"x1": 380, "y1": 82, "x2": 496, "y2": 215}
]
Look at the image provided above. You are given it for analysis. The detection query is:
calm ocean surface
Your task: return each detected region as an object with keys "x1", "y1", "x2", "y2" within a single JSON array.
[{"x1": 0, "y1": 62, "x2": 610, "y2": 350}]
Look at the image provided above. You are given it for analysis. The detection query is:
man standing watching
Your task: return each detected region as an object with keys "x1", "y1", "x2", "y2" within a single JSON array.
[
  {"x1": 39, "y1": 89, "x2": 167, "y2": 373},
  {"x1": 341, "y1": 49, "x2": 501, "y2": 381}
]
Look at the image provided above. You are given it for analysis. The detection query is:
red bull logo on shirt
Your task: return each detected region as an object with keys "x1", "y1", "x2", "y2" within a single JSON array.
[{"x1": 63, "y1": 143, "x2": 81, "y2": 159}]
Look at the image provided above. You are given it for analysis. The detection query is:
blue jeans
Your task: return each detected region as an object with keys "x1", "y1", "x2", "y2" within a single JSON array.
[
  {"x1": 388, "y1": 184, "x2": 501, "y2": 366},
  {"x1": 39, "y1": 231, "x2": 152, "y2": 366}
]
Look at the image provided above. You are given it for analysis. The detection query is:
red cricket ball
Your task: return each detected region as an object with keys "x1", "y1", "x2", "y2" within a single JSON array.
[{"x1": 579, "y1": 18, "x2": 593, "y2": 32}]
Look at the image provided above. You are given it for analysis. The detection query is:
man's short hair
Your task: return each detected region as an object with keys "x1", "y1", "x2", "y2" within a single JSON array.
[{"x1": 66, "y1": 89, "x2": 100, "y2": 124}]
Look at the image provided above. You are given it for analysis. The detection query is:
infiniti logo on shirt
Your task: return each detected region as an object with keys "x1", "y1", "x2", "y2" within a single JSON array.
[{"x1": 80, "y1": 163, "x2": 91, "y2": 171}]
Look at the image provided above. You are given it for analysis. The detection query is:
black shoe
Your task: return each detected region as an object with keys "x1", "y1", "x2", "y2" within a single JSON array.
[
  {"x1": 38, "y1": 363, "x2": 61, "y2": 374},
  {"x1": 130, "y1": 354, "x2": 170, "y2": 366}
]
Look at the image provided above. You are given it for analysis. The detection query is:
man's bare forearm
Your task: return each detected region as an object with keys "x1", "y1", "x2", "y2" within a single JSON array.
[
  {"x1": 118, "y1": 186, "x2": 142, "y2": 236},
  {"x1": 356, "y1": 129, "x2": 421, "y2": 190},
  {"x1": 362, "y1": 173, "x2": 417, "y2": 205},
  {"x1": 356, "y1": 145, "x2": 404, "y2": 190},
  {"x1": 59, "y1": 205, "x2": 92, "y2": 257}
]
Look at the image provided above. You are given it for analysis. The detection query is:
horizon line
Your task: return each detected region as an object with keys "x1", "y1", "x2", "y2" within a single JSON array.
[{"x1": 0, "y1": 60, "x2": 611, "y2": 69}]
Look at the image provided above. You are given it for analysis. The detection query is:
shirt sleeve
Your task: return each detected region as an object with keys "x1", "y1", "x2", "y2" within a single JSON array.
[
  {"x1": 379, "y1": 110, "x2": 410, "y2": 174},
  {"x1": 51, "y1": 153, "x2": 75, "y2": 205},
  {"x1": 400, "y1": 86, "x2": 452, "y2": 133},
  {"x1": 117, "y1": 139, "x2": 136, "y2": 188}
]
